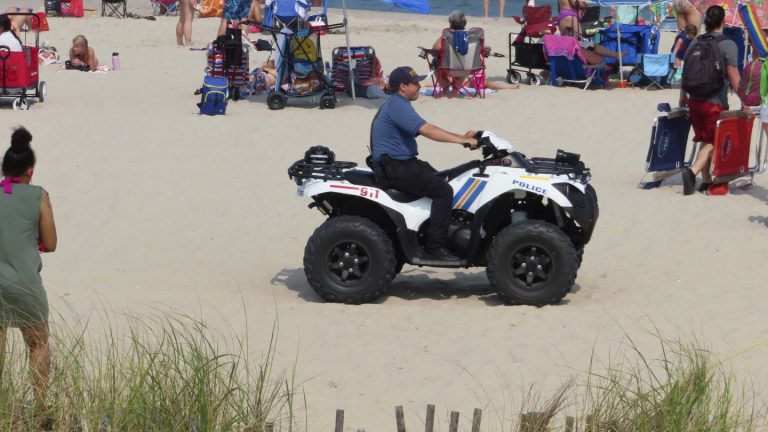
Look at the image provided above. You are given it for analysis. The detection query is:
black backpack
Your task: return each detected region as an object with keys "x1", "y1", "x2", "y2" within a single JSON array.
[{"x1": 682, "y1": 34, "x2": 726, "y2": 98}]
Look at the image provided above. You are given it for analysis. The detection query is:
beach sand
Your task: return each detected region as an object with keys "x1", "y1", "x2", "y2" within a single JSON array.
[{"x1": 1, "y1": 3, "x2": 767, "y2": 429}]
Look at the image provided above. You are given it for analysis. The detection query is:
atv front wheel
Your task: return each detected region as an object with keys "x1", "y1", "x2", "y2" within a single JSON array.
[
  {"x1": 487, "y1": 220, "x2": 578, "y2": 306},
  {"x1": 304, "y1": 216, "x2": 396, "y2": 304}
]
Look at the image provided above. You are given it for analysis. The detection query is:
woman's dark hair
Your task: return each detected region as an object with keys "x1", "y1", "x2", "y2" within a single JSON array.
[
  {"x1": 2, "y1": 127, "x2": 35, "y2": 177},
  {"x1": 704, "y1": 5, "x2": 725, "y2": 32},
  {"x1": 0, "y1": 14, "x2": 11, "y2": 33}
]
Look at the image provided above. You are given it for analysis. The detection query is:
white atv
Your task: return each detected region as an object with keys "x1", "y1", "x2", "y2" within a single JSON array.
[{"x1": 288, "y1": 131, "x2": 599, "y2": 305}]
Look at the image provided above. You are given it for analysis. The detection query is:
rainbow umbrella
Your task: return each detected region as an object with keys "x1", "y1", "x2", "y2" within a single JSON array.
[{"x1": 738, "y1": 3, "x2": 768, "y2": 57}]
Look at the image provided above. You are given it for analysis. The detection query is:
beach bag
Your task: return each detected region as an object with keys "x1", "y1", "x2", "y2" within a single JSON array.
[
  {"x1": 199, "y1": 0, "x2": 223, "y2": 17},
  {"x1": 682, "y1": 34, "x2": 726, "y2": 98},
  {"x1": 737, "y1": 57, "x2": 764, "y2": 106},
  {"x1": 198, "y1": 76, "x2": 228, "y2": 115}
]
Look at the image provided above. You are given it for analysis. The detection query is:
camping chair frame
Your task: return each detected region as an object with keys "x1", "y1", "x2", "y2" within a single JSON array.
[
  {"x1": 151, "y1": 0, "x2": 178, "y2": 16},
  {"x1": 434, "y1": 27, "x2": 486, "y2": 99},
  {"x1": 711, "y1": 109, "x2": 768, "y2": 185},
  {"x1": 102, "y1": 0, "x2": 127, "y2": 18}
]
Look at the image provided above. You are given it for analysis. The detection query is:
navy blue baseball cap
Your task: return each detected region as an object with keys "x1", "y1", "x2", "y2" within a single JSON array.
[{"x1": 389, "y1": 66, "x2": 427, "y2": 89}]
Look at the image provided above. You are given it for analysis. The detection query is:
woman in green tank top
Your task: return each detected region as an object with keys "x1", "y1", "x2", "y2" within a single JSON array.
[{"x1": 0, "y1": 127, "x2": 57, "y2": 428}]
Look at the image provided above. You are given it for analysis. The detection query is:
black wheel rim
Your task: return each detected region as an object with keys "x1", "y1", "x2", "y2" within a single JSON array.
[
  {"x1": 327, "y1": 241, "x2": 370, "y2": 285},
  {"x1": 509, "y1": 244, "x2": 553, "y2": 289}
]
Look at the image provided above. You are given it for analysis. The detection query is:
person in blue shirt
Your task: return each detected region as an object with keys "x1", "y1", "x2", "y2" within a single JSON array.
[{"x1": 370, "y1": 66, "x2": 478, "y2": 262}]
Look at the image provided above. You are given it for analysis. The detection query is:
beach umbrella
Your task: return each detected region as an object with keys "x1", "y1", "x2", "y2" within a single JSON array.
[
  {"x1": 693, "y1": 0, "x2": 768, "y2": 28},
  {"x1": 738, "y1": 3, "x2": 768, "y2": 57},
  {"x1": 339, "y1": 0, "x2": 356, "y2": 99}
]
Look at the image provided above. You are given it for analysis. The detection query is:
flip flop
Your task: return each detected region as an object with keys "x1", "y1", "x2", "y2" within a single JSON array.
[
  {"x1": 491, "y1": 52, "x2": 505, "y2": 58},
  {"x1": 697, "y1": 182, "x2": 712, "y2": 193},
  {"x1": 706, "y1": 182, "x2": 729, "y2": 196}
]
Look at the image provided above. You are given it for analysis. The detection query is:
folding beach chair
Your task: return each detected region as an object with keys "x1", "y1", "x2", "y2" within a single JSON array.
[
  {"x1": 635, "y1": 53, "x2": 674, "y2": 89},
  {"x1": 711, "y1": 112, "x2": 756, "y2": 181},
  {"x1": 433, "y1": 27, "x2": 486, "y2": 99},
  {"x1": 102, "y1": 0, "x2": 127, "y2": 17},
  {"x1": 640, "y1": 106, "x2": 695, "y2": 189},
  {"x1": 151, "y1": 0, "x2": 178, "y2": 16},
  {"x1": 542, "y1": 34, "x2": 603, "y2": 90}
]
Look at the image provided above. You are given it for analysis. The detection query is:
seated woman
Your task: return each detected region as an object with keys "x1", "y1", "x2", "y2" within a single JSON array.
[
  {"x1": 560, "y1": 27, "x2": 621, "y2": 65},
  {"x1": 430, "y1": 10, "x2": 518, "y2": 90},
  {"x1": 0, "y1": 14, "x2": 23, "y2": 51},
  {"x1": 68, "y1": 34, "x2": 98, "y2": 71}
]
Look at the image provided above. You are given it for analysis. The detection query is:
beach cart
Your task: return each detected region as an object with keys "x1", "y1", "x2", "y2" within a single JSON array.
[{"x1": 0, "y1": 13, "x2": 47, "y2": 110}]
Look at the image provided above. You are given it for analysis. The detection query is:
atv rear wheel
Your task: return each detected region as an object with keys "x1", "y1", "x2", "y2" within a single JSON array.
[
  {"x1": 487, "y1": 220, "x2": 578, "y2": 306},
  {"x1": 304, "y1": 216, "x2": 396, "y2": 304}
]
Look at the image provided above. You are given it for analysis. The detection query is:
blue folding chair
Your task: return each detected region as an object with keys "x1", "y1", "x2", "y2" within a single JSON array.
[
  {"x1": 637, "y1": 53, "x2": 674, "y2": 89},
  {"x1": 543, "y1": 35, "x2": 604, "y2": 90},
  {"x1": 640, "y1": 107, "x2": 696, "y2": 189}
]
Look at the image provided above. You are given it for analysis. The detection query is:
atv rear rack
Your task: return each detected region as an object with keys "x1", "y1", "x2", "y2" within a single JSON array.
[
  {"x1": 524, "y1": 149, "x2": 591, "y2": 183},
  {"x1": 288, "y1": 159, "x2": 358, "y2": 183}
]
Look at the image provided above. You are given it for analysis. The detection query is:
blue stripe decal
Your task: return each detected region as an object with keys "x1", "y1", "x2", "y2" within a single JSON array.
[
  {"x1": 452, "y1": 179, "x2": 475, "y2": 207},
  {"x1": 461, "y1": 180, "x2": 487, "y2": 210}
]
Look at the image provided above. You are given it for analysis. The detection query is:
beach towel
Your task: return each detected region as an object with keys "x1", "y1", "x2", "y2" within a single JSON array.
[
  {"x1": 199, "y1": 0, "x2": 223, "y2": 18},
  {"x1": 542, "y1": 34, "x2": 587, "y2": 64}
]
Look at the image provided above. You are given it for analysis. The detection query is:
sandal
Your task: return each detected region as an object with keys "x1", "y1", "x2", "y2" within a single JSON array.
[
  {"x1": 706, "y1": 182, "x2": 729, "y2": 196},
  {"x1": 682, "y1": 168, "x2": 695, "y2": 196},
  {"x1": 697, "y1": 182, "x2": 712, "y2": 193}
]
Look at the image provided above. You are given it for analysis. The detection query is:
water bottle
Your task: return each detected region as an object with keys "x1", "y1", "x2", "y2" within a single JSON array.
[{"x1": 111, "y1": 52, "x2": 121, "y2": 71}]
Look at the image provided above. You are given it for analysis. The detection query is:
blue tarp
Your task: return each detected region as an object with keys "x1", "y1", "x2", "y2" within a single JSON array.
[{"x1": 379, "y1": 0, "x2": 431, "y2": 14}]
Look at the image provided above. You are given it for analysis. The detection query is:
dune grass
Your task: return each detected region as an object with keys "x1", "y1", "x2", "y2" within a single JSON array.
[
  {"x1": 0, "y1": 307, "x2": 300, "y2": 432},
  {"x1": 0, "y1": 307, "x2": 763, "y2": 432},
  {"x1": 514, "y1": 332, "x2": 764, "y2": 432}
]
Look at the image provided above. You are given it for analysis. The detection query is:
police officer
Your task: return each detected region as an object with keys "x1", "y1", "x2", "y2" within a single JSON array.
[{"x1": 370, "y1": 66, "x2": 478, "y2": 261}]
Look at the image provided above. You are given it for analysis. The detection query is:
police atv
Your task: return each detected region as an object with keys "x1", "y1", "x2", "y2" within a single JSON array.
[{"x1": 287, "y1": 131, "x2": 599, "y2": 306}]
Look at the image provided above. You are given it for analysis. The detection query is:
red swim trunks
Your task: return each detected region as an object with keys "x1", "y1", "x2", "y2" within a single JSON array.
[{"x1": 688, "y1": 99, "x2": 725, "y2": 144}]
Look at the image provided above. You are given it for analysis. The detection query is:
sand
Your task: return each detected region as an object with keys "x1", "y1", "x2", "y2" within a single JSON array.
[{"x1": 1, "y1": 2, "x2": 767, "y2": 429}]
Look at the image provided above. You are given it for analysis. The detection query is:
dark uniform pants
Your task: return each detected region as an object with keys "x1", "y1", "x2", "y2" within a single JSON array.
[{"x1": 379, "y1": 157, "x2": 453, "y2": 250}]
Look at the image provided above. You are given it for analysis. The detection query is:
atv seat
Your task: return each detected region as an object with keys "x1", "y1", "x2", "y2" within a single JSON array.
[{"x1": 342, "y1": 170, "x2": 421, "y2": 203}]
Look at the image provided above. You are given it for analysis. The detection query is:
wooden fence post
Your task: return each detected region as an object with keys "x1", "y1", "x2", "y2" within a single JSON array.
[
  {"x1": 564, "y1": 416, "x2": 575, "y2": 432},
  {"x1": 471, "y1": 408, "x2": 482, "y2": 432},
  {"x1": 396, "y1": 405, "x2": 407, "y2": 432},
  {"x1": 425, "y1": 404, "x2": 435, "y2": 432},
  {"x1": 448, "y1": 411, "x2": 459, "y2": 432},
  {"x1": 335, "y1": 410, "x2": 344, "y2": 432}
]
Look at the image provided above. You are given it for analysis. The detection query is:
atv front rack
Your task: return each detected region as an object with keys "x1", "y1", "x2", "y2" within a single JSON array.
[
  {"x1": 288, "y1": 159, "x2": 358, "y2": 183},
  {"x1": 526, "y1": 157, "x2": 591, "y2": 183}
]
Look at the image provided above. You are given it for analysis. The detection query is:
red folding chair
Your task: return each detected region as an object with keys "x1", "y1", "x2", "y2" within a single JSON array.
[
  {"x1": 434, "y1": 27, "x2": 486, "y2": 99},
  {"x1": 712, "y1": 112, "x2": 755, "y2": 180},
  {"x1": 512, "y1": 5, "x2": 557, "y2": 44}
]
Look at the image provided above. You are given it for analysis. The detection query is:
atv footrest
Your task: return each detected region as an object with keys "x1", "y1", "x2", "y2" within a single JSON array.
[{"x1": 411, "y1": 257, "x2": 470, "y2": 268}]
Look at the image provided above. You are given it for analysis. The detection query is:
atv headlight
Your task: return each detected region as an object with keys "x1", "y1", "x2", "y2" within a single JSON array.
[{"x1": 552, "y1": 183, "x2": 587, "y2": 208}]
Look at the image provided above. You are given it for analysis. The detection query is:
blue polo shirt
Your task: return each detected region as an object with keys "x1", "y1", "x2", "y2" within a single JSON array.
[{"x1": 371, "y1": 93, "x2": 427, "y2": 162}]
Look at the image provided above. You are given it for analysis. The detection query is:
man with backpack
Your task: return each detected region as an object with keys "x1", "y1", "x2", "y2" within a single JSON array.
[{"x1": 679, "y1": 5, "x2": 741, "y2": 195}]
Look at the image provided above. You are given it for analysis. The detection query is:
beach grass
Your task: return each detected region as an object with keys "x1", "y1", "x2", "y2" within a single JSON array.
[
  {"x1": 0, "y1": 306, "x2": 300, "y2": 432},
  {"x1": 0, "y1": 308, "x2": 763, "y2": 432}
]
